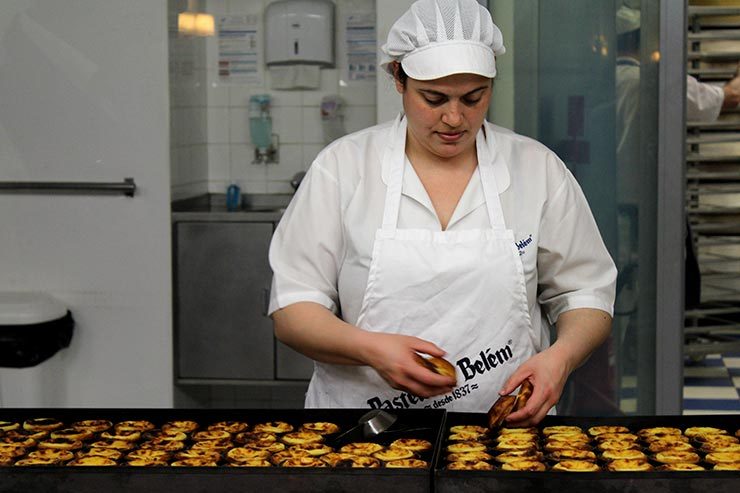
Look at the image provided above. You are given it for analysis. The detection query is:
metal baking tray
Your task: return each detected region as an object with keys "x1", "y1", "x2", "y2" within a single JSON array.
[
  {"x1": 0, "y1": 408, "x2": 444, "y2": 493},
  {"x1": 434, "y1": 413, "x2": 740, "y2": 493}
]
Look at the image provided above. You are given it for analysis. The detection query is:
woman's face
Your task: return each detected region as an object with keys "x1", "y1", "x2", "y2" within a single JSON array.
[{"x1": 395, "y1": 67, "x2": 492, "y2": 161}]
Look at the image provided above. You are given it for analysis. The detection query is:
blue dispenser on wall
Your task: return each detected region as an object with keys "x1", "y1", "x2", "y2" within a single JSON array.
[{"x1": 249, "y1": 94, "x2": 278, "y2": 164}]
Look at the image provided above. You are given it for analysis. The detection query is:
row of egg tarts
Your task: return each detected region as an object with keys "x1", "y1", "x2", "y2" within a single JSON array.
[
  {"x1": 444, "y1": 424, "x2": 740, "y2": 471},
  {"x1": 0, "y1": 417, "x2": 432, "y2": 468}
]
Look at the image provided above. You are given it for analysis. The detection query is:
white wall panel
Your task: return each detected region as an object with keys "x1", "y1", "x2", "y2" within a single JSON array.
[
  {"x1": 0, "y1": 0, "x2": 172, "y2": 407},
  {"x1": 376, "y1": 0, "x2": 411, "y2": 123}
]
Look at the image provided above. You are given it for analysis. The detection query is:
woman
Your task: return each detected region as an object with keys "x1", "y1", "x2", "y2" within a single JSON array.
[{"x1": 268, "y1": 0, "x2": 616, "y2": 426}]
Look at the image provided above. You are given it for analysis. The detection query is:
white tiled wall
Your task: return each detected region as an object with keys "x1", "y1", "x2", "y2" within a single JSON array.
[
  {"x1": 169, "y1": 0, "x2": 210, "y2": 199},
  {"x1": 170, "y1": 0, "x2": 377, "y2": 200}
]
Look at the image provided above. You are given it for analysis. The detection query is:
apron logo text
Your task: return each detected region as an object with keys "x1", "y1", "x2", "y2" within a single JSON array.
[
  {"x1": 427, "y1": 383, "x2": 478, "y2": 409},
  {"x1": 456, "y1": 344, "x2": 513, "y2": 382},
  {"x1": 367, "y1": 390, "x2": 426, "y2": 410},
  {"x1": 515, "y1": 234, "x2": 533, "y2": 256}
]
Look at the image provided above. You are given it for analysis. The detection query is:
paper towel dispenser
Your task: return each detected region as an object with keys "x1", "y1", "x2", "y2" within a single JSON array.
[{"x1": 265, "y1": 0, "x2": 334, "y2": 67}]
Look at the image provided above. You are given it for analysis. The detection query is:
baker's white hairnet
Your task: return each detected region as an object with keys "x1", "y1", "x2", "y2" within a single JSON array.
[
  {"x1": 616, "y1": 5, "x2": 640, "y2": 35},
  {"x1": 617, "y1": 0, "x2": 640, "y2": 35},
  {"x1": 380, "y1": 0, "x2": 505, "y2": 81}
]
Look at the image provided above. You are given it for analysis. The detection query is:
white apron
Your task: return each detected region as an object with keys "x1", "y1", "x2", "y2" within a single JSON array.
[{"x1": 305, "y1": 115, "x2": 537, "y2": 412}]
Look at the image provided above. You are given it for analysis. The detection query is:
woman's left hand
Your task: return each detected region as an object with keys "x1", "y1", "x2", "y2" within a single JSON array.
[
  {"x1": 498, "y1": 346, "x2": 571, "y2": 427},
  {"x1": 497, "y1": 308, "x2": 613, "y2": 427}
]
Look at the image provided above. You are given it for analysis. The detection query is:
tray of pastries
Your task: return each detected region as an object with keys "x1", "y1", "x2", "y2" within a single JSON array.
[
  {"x1": 434, "y1": 413, "x2": 740, "y2": 493},
  {"x1": 0, "y1": 408, "x2": 444, "y2": 493}
]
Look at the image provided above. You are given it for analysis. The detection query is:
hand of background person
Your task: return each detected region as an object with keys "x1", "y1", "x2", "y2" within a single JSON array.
[
  {"x1": 722, "y1": 64, "x2": 740, "y2": 110},
  {"x1": 498, "y1": 346, "x2": 572, "y2": 427},
  {"x1": 359, "y1": 332, "x2": 456, "y2": 398}
]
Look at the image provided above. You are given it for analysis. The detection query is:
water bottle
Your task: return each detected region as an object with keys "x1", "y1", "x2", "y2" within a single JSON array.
[{"x1": 226, "y1": 183, "x2": 241, "y2": 212}]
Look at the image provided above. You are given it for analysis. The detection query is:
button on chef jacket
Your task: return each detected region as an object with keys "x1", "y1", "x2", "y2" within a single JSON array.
[{"x1": 268, "y1": 118, "x2": 617, "y2": 357}]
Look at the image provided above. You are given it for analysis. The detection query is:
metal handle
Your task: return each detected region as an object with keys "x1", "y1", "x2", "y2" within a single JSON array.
[
  {"x1": 689, "y1": 30, "x2": 740, "y2": 41},
  {"x1": 0, "y1": 178, "x2": 136, "y2": 197},
  {"x1": 689, "y1": 6, "x2": 740, "y2": 16},
  {"x1": 688, "y1": 51, "x2": 740, "y2": 61}
]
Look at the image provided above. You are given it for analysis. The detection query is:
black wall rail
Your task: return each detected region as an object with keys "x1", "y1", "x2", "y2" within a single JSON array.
[{"x1": 0, "y1": 178, "x2": 136, "y2": 197}]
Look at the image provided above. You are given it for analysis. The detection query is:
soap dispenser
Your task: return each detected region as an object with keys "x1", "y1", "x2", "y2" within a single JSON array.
[
  {"x1": 249, "y1": 94, "x2": 278, "y2": 164},
  {"x1": 321, "y1": 95, "x2": 346, "y2": 144}
]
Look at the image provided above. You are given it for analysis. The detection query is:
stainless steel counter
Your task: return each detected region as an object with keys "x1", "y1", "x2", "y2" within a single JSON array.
[{"x1": 171, "y1": 193, "x2": 292, "y2": 222}]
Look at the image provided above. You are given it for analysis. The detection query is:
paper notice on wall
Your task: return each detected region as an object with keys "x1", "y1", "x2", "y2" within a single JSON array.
[
  {"x1": 345, "y1": 12, "x2": 376, "y2": 82},
  {"x1": 218, "y1": 14, "x2": 262, "y2": 85}
]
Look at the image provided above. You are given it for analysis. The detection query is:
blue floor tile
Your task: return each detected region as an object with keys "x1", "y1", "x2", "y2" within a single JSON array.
[
  {"x1": 683, "y1": 349, "x2": 740, "y2": 413},
  {"x1": 620, "y1": 387, "x2": 637, "y2": 399},
  {"x1": 683, "y1": 376, "x2": 734, "y2": 387},
  {"x1": 698, "y1": 357, "x2": 726, "y2": 367},
  {"x1": 683, "y1": 398, "x2": 740, "y2": 411}
]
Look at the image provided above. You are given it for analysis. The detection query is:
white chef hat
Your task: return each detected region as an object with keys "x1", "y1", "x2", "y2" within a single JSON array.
[
  {"x1": 616, "y1": 1, "x2": 640, "y2": 35},
  {"x1": 380, "y1": 0, "x2": 505, "y2": 81}
]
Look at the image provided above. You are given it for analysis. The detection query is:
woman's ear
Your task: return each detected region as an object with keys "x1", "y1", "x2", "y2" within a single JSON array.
[{"x1": 392, "y1": 62, "x2": 405, "y2": 94}]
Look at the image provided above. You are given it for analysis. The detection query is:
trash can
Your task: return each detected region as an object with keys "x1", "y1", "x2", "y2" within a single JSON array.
[{"x1": 0, "y1": 292, "x2": 74, "y2": 368}]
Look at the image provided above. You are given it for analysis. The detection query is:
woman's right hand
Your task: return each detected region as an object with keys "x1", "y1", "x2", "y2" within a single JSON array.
[
  {"x1": 274, "y1": 303, "x2": 455, "y2": 397},
  {"x1": 357, "y1": 332, "x2": 456, "y2": 398}
]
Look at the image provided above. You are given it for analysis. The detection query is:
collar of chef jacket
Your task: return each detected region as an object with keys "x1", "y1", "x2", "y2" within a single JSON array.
[{"x1": 380, "y1": 116, "x2": 511, "y2": 223}]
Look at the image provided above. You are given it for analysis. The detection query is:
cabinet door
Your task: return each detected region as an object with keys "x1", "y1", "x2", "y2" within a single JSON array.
[
  {"x1": 276, "y1": 341, "x2": 315, "y2": 380},
  {"x1": 176, "y1": 222, "x2": 274, "y2": 380}
]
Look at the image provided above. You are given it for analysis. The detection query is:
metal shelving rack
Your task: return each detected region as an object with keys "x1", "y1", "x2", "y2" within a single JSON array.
[{"x1": 685, "y1": 5, "x2": 740, "y2": 359}]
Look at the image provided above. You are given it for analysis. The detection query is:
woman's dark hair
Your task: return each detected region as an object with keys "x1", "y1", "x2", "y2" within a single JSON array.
[{"x1": 392, "y1": 62, "x2": 409, "y2": 88}]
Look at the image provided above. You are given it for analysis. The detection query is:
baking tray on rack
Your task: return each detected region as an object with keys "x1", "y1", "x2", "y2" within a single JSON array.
[
  {"x1": 434, "y1": 413, "x2": 740, "y2": 493},
  {"x1": 0, "y1": 408, "x2": 444, "y2": 493}
]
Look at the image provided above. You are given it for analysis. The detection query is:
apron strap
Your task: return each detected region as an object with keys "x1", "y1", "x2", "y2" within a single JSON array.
[
  {"x1": 381, "y1": 115, "x2": 407, "y2": 233},
  {"x1": 476, "y1": 127, "x2": 507, "y2": 231}
]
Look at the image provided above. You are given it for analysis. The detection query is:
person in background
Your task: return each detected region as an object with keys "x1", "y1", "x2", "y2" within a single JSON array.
[
  {"x1": 617, "y1": 1, "x2": 740, "y2": 125},
  {"x1": 268, "y1": 0, "x2": 616, "y2": 424}
]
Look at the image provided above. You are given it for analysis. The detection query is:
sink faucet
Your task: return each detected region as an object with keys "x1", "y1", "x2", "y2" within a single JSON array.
[{"x1": 290, "y1": 171, "x2": 306, "y2": 192}]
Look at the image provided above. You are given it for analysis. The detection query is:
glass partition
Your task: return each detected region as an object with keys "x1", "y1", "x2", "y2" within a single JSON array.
[{"x1": 492, "y1": 0, "x2": 683, "y2": 415}]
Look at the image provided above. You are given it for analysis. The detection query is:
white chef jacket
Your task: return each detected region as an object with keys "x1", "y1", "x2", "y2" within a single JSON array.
[
  {"x1": 687, "y1": 75, "x2": 725, "y2": 122},
  {"x1": 616, "y1": 58, "x2": 641, "y2": 206},
  {"x1": 268, "y1": 118, "x2": 617, "y2": 353},
  {"x1": 618, "y1": 56, "x2": 724, "y2": 123},
  {"x1": 618, "y1": 62, "x2": 727, "y2": 202}
]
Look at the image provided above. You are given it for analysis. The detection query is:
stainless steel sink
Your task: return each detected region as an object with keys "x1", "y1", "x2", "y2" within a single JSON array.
[
  {"x1": 241, "y1": 206, "x2": 287, "y2": 213},
  {"x1": 171, "y1": 193, "x2": 291, "y2": 220}
]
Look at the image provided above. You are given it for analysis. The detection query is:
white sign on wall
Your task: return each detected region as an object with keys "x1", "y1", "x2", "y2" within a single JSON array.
[
  {"x1": 218, "y1": 14, "x2": 262, "y2": 85},
  {"x1": 345, "y1": 11, "x2": 376, "y2": 82}
]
